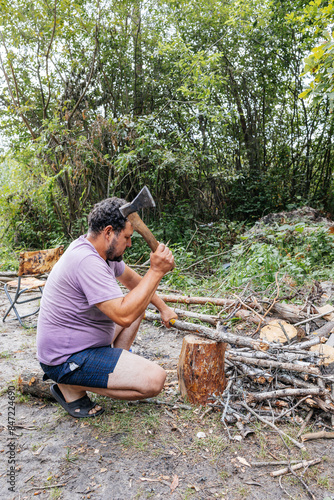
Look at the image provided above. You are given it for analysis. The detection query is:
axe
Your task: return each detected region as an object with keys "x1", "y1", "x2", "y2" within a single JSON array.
[{"x1": 120, "y1": 186, "x2": 175, "y2": 268}]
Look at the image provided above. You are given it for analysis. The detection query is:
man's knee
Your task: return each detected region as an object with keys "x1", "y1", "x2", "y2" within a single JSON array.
[{"x1": 146, "y1": 366, "x2": 167, "y2": 397}]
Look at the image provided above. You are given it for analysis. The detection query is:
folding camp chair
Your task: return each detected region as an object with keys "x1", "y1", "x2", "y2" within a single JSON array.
[{"x1": 2, "y1": 246, "x2": 64, "y2": 327}]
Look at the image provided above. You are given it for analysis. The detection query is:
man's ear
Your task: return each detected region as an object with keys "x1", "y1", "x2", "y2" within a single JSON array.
[{"x1": 104, "y1": 225, "x2": 114, "y2": 237}]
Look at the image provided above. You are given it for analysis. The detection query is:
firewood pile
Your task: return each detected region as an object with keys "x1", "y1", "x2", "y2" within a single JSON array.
[{"x1": 145, "y1": 283, "x2": 334, "y2": 445}]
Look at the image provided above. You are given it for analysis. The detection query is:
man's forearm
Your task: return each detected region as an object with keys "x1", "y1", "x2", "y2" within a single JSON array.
[
  {"x1": 97, "y1": 268, "x2": 164, "y2": 327},
  {"x1": 150, "y1": 292, "x2": 170, "y2": 314},
  {"x1": 118, "y1": 265, "x2": 168, "y2": 314}
]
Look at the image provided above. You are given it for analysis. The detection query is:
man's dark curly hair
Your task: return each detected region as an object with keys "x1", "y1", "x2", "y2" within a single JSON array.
[{"x1": 88, "y1": 197, "x2": 127, "y2": 235}]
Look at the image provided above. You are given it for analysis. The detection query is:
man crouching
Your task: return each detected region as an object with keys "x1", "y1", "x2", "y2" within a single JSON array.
[{"x1": 37, "y1": 197, "x2": 177, "y2": 417}]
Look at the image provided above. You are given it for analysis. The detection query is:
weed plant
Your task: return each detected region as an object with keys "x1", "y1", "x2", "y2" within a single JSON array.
[
  {"x1": 226, "y1": 222, "x2": 334, "y2": 291},
  {"x1": 153, "y1": 218, "x2": 334, "y2": 297}
]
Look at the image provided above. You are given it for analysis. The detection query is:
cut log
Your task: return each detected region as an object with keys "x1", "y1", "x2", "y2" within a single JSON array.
[
  {"x1": 271, "y1": 303, "x2": 307, "y2": 323},
  {"x1": 260, "y1": 320, "x2": 297, "y2": 344},
  {"x1": 310, "y1": 344, "x2": 334, "y2": 366},
  {"x1": 18, "y1": 370, "x2": 54, "y2": 399},
  {"x1": 177, "y1": 334, "x2": 227, "y2": 405},
  {"x1": 316, "y1": 304, "x2": 334, "y2": 321}
]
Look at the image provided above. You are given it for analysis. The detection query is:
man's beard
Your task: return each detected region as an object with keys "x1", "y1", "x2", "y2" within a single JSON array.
[{"x1": 106, "y1": 236, "x2": 123, "y2": 262}]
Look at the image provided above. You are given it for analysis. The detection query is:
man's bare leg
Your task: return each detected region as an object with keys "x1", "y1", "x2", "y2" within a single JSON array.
[
  {"x1": 58, "y1": 351, "x2": 166, "y2": 401},
  {"x1": 112, "y1": 313, "x2": 144, "y2": 350},
  {"x1": 57, "y1": 316, "x2": 164, "y2": 414}
]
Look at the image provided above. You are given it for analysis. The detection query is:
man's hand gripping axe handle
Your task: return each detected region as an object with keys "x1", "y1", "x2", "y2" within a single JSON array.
[{"x1": 120, "y1": 186, "x2": 175, "y2": 269}]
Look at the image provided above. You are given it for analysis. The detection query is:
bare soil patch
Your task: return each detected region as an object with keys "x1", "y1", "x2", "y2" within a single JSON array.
[{"x1": 0, "y1": 291, "x2": 334, "y2": 500}]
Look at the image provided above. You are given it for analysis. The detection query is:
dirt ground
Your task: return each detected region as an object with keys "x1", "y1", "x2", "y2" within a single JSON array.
[{"x1": 0, "y1": 291, "x2": 334, "y2": 500}]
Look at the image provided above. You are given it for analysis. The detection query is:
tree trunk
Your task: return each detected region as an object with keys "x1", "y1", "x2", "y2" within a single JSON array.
[{"x1": 177, "y1": 334, "x2": 227, "y2": 405}]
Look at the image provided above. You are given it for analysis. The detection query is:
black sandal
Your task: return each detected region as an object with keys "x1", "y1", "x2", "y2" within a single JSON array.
[{"x1": 50, "y1": 384, "x2": 104, "y2": 418}]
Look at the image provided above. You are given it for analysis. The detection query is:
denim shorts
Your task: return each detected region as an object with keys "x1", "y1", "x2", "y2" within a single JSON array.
[{"x1": 40, "y1": 345, "x2": 123, "y2": 389}]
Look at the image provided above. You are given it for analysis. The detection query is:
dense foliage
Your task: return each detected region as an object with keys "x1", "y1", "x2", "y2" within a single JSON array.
[{"x1": 0, "y1": 0, "x2": 333, "y2": 250}]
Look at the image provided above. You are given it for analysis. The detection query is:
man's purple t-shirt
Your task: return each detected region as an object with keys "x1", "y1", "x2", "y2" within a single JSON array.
[{"x1": 36, "y1": 235, "x2": 125, "y2": 366}]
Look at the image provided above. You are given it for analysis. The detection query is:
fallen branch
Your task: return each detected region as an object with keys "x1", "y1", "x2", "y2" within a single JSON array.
[
  {"x1": 26, "y1": 483, "x2": 67, "y2": 492},
  {"x1": 276, "y1": 374, "x2": 317, "y2": 390},
  {"x1": 270, "y1": 458, "x2": 321, "y2": 477},
  {"x1": 18, "y1": 371, "x2": 53, "y2": 399},
  {"x1": 225, "y1": 352, "x2": 321, "y2": 376},
  {"x1": 284, "y1": 336, "x2": 324, "y2": 351},
  {"x1": 251, "y1": 460, "x2": 303, "y2": 467},
  {"x1": 273, "y1": 396, "x2": 311, "y2": 422},
  {"x1": 173, "y1": 308, "x2": 219, "y2": 325},
  {"x1": 312, "y1": 321, "x2": 334, "y2": 337},
  {"x1": 271, "y1": 302, "x2": 307, "y2": 323},
  {"x1": 301, "y1": 431, "x2": 334, "y2": 442},
  {"x1": 144, "y1": 311, "x2": 270, "y2": 351},
  {"x1": 158, "y1": 293, "x2": 236, "y2": 307},
  {"x1": 246, "y1": 388, "x2": 325, "y2": 404},
  {"x1": 294, "y1": 310, "x2": 334, "y2": 327}
]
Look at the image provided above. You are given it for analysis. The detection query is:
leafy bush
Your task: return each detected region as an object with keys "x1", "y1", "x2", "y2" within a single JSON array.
[{"x1": 226, "y1": 222, "x2": 334, "y2": 289}]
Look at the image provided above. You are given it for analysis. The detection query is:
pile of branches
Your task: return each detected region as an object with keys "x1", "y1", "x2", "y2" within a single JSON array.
[{"x1": 145, "y1": 285, "x2": 334, "y2": 446}]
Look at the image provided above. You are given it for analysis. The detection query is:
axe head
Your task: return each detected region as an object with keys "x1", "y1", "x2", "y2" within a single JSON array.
[{"x1": 120, "y1": 186, "x2": 156, "y2": 218}]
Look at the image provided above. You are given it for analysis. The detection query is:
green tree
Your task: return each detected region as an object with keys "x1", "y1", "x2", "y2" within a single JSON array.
[
  {"x1": 296, "y1": 0, "x2": 334, "y2": 107},
  {"x1": 1, "y1": 0, "x2": 334, "y2": 249}
]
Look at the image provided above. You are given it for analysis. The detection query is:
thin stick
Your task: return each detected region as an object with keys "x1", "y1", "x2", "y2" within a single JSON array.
[
  {"x1": 240, "y1": 401, "x2": 305, "y2": 450},
  {"x1": 254, "y1": 272, "x2": 280, "y2": 334},
  {"x1": 297, "y1": 410, "x2": 314, "y2": 438},
  {"x1": 251, "y1": 460, "x2": 302, "y2": 467},
  {"x1": 232, "y1": 293, "x2": 265, "y2": 323},
  {"x1": 279, "y1": 476, "x2": 294, "y2": 500},
  {"x1": 26, "y1": 483, "x2": 67, "y2": 492},
  {"x1": 274, "y1": 396, "x2": 309, "y2": 423},
  {"x1": 278, "y1": 321, "x2": 291, "y2": 344},
  {"x1": 287, "y1": 464, "x2": 316, "y2": 500},
  {"x1": 270, "y1": 458, "x2": 321, "y2": 477},
  {"x1": 293, "y1": 310, "x2": 334, "y2": 327},
  {"x1": 173, "y1": 308, "x2": 219, "y2": 325}
]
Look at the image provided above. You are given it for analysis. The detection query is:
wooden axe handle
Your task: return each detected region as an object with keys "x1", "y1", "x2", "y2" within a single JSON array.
[{"x1": 127, "y1": 212, "x2": 175, "y2": 268}]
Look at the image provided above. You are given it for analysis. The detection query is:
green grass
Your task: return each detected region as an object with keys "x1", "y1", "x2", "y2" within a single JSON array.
[
  {"x1": 317, "y1": 477, "x2": 330, "y2": 488},
  {"x1": 65, "y1": 447, "x2": 79, "y2": 463},
  {"x1": 0, "y1": 351, "x2": 12, "y2": 359},
  {"x1": 87, "y1": 399, "x2": 163, "y2": 446},
  {"x1": 49, "y1": 487, "x2": 62, "y2": 500}
]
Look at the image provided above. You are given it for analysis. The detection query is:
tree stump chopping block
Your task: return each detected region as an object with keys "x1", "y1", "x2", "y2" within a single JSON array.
[{"x1": 177, "y1": 335, "x2": 227, "y2": 405}]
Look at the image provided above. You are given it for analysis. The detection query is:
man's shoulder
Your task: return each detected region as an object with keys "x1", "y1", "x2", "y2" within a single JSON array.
[
  {"x1": 67, "y1": 235, "x2": 98, "y2": 260},
  {"x1": 57, "y1": 236, "x2": 102, "y2": 274}
]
